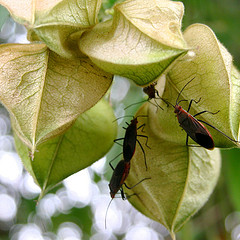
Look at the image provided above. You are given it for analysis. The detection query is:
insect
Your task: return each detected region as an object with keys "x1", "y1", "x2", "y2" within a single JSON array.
[
  {"x1": 105, "y1": 158, "x2": 150, "y2": 228},
  {"x1": 124, "y1": 82, "x2": 164, "y2": 110},
  {"x1": 105, "y1": 115, "x2": 151, "y2": 228},
  {"x1": 166, "y1": 77, "x2": 239, "y2": 149},
  {"x1": 143, "y1": 82, "x2": 160, "y2": 99},
  {"x1": 108, "y1": 160, "x2": 130, "y2": 200},
  {"x1": 114, "y1": 116, "x2": 150, "y2": 170}
]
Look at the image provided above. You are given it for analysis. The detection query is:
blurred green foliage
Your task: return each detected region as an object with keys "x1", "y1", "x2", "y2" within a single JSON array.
[
  {"x1": 181, "y1": 0, "x2": 240, "y2": 68},
  {"x1": 222, "y1": 149, "x2": 240, "y2": 212},
  {"x1": 51, "y1": 206, "x2": 93, "y2": 239}
]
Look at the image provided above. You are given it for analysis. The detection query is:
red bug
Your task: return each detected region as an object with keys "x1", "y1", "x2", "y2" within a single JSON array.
[
  {"x1": 125, "y1": 82, "x2": 164, "y2": 110},
  {"x1": 105, "y1": 159, "x2": 150, "y2": 228},
  {"x1": 114, "y1": 116, "x2": 150, "y2": 170},
  {"x1": 167, "y1": 77, "x2": 239, "y2": 149},
  {"x1": 108, "y1": 160, "x2": 130, "y2": 200}
]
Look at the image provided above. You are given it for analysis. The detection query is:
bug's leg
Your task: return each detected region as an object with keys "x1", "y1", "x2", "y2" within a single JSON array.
[
  {"x1": 153, "y1": 99, "x2": 161, "y2": 112},
  {"x1": 155, "y1": 90, "x2": 171, "y2": 107},
  {"x1": 155, "y1": 98, "x2": 164, "y2": 110},
  {"x1": 197, "y1": 119, "x2": 239, "y2": 143},
  {"x1": 186, "y1": 98, "x2": 202, "y2": 112},
  {"x1": 155, "y1": 89, "x2": 160, "y2": 97},
  {"x1": 124, "y1": 177, "x2": 151, "y2": 189},
  {"x1": 113, "y1": 137, "x2": 124, "y2": 147},
  {"x1": 109, "y1": 162, "x2": 115, "y2": 171},
  {"x1": 150, "y1": 99, "x2": 164, "y2": 111},
  {"x1": 177, "y1": 99, "x2": 188, "y2": 105},
  {"x1": 137, "y1": 134, "x2": 150, "y2": 149},
  {"x1": 193, "y1": 110, "x2": 220, "y2": 118},
  {"x1": 120, "y1": 188, "x2": 126, "y2": 200},
  {"x1": 136, "y1": 139, "x2": 148, "y2": 170},
  {"x1": 122, "y1": 122, "x2": 130, "y2": 130},
  {"x1": 185, "y1": 134, "x2": 199, "y2": 147},
  {"x1": 147, "y1": 100, "x2": 161, "y2": 112},
  {"x1": 186, "y1": 133, "x2": 204, "y2": 148},
  {"x1": 109, "y1": 153, "x2": 122, "y2": 170},
  {"x1": 186, "y1": 134, "x2": 189, "y2": 146},
  {"x1": 154, "y1": 99, "x2": 164, "y2": 110},
  {"x1": 124, "y1": 100, "x2": 147, "y2": 110},
  {"x1": 113, "y1": 191, "x2": 136, "y2": 200},
  {"x1": 125, "y1": 192, "x2": 137, "y2": 199},
  {"x1": 137, "y1": 123, "x2": 146, "y2": 133}
]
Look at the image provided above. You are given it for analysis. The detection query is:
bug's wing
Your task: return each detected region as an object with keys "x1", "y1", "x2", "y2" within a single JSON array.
[
  {"x1": 109, "y1": 161, "x2": 130, "y2": 197},
  {"x1": 109, "y1": 160, "x2": 126, "y2": 195},
  {"x1": 123, "y1": 127, "x2": 137, "y2": 161},
  {"x1": 181, "y1": 116, "x2": 214, "y2": 150}
]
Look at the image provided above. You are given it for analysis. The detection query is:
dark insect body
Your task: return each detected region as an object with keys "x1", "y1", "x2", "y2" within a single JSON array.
[
  {"x1": 114, "y1": 116, "x2": 149, "y2": 169},
  {"x1": 105, "y1": 116, "x2": 151, "y2": 228},
  {"x1": 174, "y1": 102, "x2": 215, "y2": 149},
  {"x1": 122, "y1": 118, "x2": 138, "y2": 162},
  {"x1": 108, "y1": 160, "x2": 130, "y2": 199},
  {"x1": 108, "y1": 159, "x2": 150, "y2": 200},
  {"x1": 168, "y1": 77, "x2": 239, "y2": 149},
  {"x1": 105, "y1": 159, "x2": 150, "y2": 228},
  {"x1": 125, "y1": 82, "x2": 164, "y2": 110},
  {"x1": 143, "y1": 82, "x2": 158, "y2": 99}
]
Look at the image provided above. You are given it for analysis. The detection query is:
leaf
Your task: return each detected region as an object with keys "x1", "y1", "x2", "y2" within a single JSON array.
[
  {"x1": 14, "y1": 99, "x2": 117, "y2": 197},
  {"x1": 0, "y1": 0, "x2": 102, "y2": 58},
  {"x1": 79, "y1": 0, "x2": 188, "y2": 86},
  {"x1": 0, "y1": 5, "x2": 9, "y2": 30},
  {"x1": 116, "y1": 0, "x2": 187, "y2": 49},
  {"x1": 125, "y1": 104, "x2": 221, "y2": 238},
  {"x1": 230, "y1": 65, "x2": 240, "y2": 140},
  {"x1": 149, "y1": 24, "x2": 239, "y2": 148},
  {"x1": 0, "y1": 43, "x2": 112, "y2": 153}
]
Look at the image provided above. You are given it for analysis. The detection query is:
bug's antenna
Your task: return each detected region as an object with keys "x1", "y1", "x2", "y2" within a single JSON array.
[
  {"x1": 113, "y1": 115, "x2": 134, "y2": 122},
  {"x1": 105, "y1": 198, "x2": 114, "y2": 229},
  {"x1": 136, "y1": 114, "x2": 148, "y2": 118},
  {"x1": 124, "y1": 100, "x2": 148, "y2": 110},
  {"x1": 161, "y1": 97, "x2": 174, "y2": 108},
  {"x1": 113, "y1": 115, "x2": 148, "y2": 122},
  {"x1": 176, "y1": 77, "x2": 195, "y2": 105}
]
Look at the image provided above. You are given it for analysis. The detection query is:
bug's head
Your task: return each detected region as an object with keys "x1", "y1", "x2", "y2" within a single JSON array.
[
  {"x1": 110, "y1": 192, "x2": 115, "y2": 199},
  {"x1": 174, "y1": 105, "x2": 182, "y2": 114},
  {"x1": 109, "y1": 184, "x2": 116, "y2": 199},
  {"x1": 131, "y1": 117, "x2": 138, "y2": 125}
]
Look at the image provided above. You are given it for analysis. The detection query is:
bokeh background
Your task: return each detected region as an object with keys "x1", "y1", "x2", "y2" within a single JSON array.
[{"x1": 0, "y1": 0, "x2": 240, "y2": 239}]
